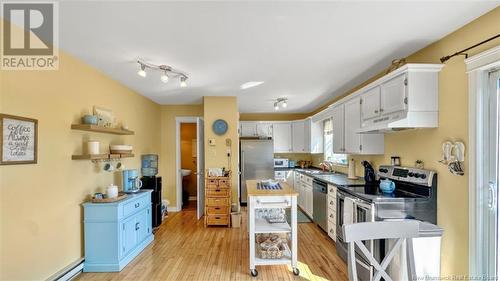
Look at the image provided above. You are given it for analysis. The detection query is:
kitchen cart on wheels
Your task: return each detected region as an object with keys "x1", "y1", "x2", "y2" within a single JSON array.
[{"x1": 246, "y1": 180, "x2": 299, "y2": 277}]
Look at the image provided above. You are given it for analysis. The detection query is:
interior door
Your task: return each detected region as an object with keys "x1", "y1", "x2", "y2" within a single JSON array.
[
  {"x1": 482, "y1": 69, "x2": 500, "y2": 277},
  {"x1": 380, "y1": 73, "x2": 407, "y2": 115},
  {"x1": 196, "y1": 117, "x2": 205, "y2": 220}
]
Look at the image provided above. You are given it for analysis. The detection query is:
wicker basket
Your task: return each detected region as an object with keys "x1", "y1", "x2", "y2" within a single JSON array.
[{"x1": 256, "y1": 234, "x2": 287, "y2": 259}]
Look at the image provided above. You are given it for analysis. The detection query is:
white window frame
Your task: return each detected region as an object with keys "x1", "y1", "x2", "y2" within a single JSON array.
[{"x1": 466, "y1": 45, "x2": 500, "y2": 277}]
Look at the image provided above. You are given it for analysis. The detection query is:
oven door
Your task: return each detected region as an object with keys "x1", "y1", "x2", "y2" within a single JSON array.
[
  {"x1": 354, "y1": 200, "x2": 376, "y2": 260},
  {"x1": 336, "y1": 191, "x2": 345, "y2": 240}
]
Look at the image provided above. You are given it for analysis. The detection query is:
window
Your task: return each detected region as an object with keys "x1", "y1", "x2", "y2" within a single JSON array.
[{"x1": 323, "y1": 118, "x2": 347, "y2": 165}]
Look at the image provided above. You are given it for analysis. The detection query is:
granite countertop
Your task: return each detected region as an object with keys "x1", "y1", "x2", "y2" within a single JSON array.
[{"x1": 278, "y1": 167, "x2": 366, "y2": 187}]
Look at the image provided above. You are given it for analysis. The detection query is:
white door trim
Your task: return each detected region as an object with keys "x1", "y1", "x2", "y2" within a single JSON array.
[
  {"x1": 175, "y1": 116, "x2": 199, "y2": 211},
  {"x1": 466, "y1": 45, "x2": 500, "y2": 276}
]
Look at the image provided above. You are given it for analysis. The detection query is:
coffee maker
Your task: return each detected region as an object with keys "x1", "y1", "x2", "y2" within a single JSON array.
[{"x1": 122, "y1": 169, "x2": 142, "y2": 193}]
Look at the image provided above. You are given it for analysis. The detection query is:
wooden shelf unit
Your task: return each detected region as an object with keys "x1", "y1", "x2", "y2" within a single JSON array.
[
  {"x1": 71, "y1": 153, "x2": 134, "y2": 160},
  {"x1": 204, "y1": 173, "x2": 232, "y2": 227},
  {"x1": 71, "y1": 124, "x2": 134, "y2": 135}
]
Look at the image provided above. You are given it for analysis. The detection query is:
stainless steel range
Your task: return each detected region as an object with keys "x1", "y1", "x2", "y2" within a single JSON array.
[{"x1": 336, "y1": 165, "x2": 437, "y2": 281}]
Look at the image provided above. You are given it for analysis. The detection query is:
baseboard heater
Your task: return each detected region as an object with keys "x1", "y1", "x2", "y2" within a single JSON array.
[{"x1": 46, "y1": 258, "x2": 84, "y2": 281}]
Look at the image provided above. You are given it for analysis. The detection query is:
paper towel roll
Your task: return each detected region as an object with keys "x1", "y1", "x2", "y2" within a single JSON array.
[{"x1": 348, "y1": 158, "x2": 357, "y2": 179}]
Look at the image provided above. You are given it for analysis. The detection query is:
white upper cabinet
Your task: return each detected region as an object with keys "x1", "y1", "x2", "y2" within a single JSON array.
[
  {"x1": 358, "y1": 64, "x2": 443, "y2": 132},
  {"x1": 380, "y1": 73, "x2": 407, "y2": 115},
  {"x1": 292, "y1": 120, "x2": 306, "y2": 152},
  {"x1": 272, "y1": 122, "x2": 292, "y2": 153},
  {"x1": 361, "y1": 86, "x2": 381, "y2": 121},
  {"x1": 240, "y1": 121, "x2": 257, "y2": 137},
  {"x1": 344, "y1": 98, "x2": 362, "y2": 153},
  {"x1": 345, "y1": 97, "x2": 384, "y2": 154},
  {"x1": 331, "y1": 104, "x2": 345, "y2": 153},
  {"x1": 240, "y1": 121, "x2": 273, "y2": 137},
  {"x1": 307, "y1": 118, "x2": 324, "y2": 153},
  {"x1": 256, "y1": 123, "x2": 273, "y2": 138}
]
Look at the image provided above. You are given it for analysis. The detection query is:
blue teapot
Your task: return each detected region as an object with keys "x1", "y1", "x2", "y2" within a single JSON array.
[{"x1": 379, "y1": 179, "x2": 395, "y2": 194}]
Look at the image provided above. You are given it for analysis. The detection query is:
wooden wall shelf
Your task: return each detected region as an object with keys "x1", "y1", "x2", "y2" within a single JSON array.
[
  {"x1": 72, "y1": 153, "x2": 134, "y2": 160},
  {"x1": 71, "y1": 124, "x2": 134, "y2": 135}
]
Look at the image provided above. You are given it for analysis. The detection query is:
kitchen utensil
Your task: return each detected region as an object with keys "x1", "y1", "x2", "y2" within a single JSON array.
[
  {"x1": 82, "y1": 114, "x2": 98, "y2": 125},
  {"x1": 379, "y1": 179, "x2": 396, "y2": 193},
  {"x1": 87, "y1": 141, "x2": 100, "y2": 155},
  {"x1": 106, "y1": 184, "x2": 119, "y2": 198}
]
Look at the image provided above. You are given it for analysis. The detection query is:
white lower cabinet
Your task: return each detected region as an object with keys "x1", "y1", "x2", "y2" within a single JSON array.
[{"x1": 327, "y1": 184, "x2": 337, "y2": 241}]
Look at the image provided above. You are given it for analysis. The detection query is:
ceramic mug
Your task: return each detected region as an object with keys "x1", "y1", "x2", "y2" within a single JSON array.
[
  {"x1": 116, "y1": 162, "x2": 124, "y2": 171},
  {"x1": 103, "y1": 162, "x2": 114, "y2": 172}
]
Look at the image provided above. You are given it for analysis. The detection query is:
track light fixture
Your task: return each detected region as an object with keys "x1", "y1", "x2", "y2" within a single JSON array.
[
  {"x1": 137, "y1": 64, "x2": 146, "y2": 77},
  {"x1": 136, "y1": 58, "x2": 189, "y2": 87},
  {"x1": 273, "y1": 98, "x2": 288, "y2": 111}
]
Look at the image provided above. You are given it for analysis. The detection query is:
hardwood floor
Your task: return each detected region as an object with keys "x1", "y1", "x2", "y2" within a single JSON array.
[{"x1": 76, "y1": 208, "x2": 348, "y2": 281}]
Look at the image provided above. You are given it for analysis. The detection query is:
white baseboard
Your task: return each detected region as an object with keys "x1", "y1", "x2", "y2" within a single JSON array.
[
  {"x1": 167, "y1": 206, "x2": 180, "y2": 212},
  {"x1": 48, "y1": 258, "x2": 84, "y2": 281},
  {"x1": 188, "y1": 196, "x2": 197, "y2": 201}
]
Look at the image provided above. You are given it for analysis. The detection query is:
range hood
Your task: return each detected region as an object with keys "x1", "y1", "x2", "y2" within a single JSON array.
[{"x1": 357, "y1": 110, "x2": 438, "y2": 133}]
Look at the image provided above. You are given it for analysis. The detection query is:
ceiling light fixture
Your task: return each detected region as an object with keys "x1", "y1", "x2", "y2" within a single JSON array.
[
  {"x1": 160, "y1": 71, "x2": 169, "y2": 83},
  {"x1": 137, "y1": 64, "x2": 147, "y2": 77},
  {"x1": 180, "y1": 76, "x2": 187, "y2": 87},
  {"x1": 240, "y1": 81, "x2": 264, "y2": 90},
  {"x1": 274, "y1": 97, "x2": 288, "y2": 111},
  {"x1": 136, "y1": 58, "x2": 188, "y2": 87}
]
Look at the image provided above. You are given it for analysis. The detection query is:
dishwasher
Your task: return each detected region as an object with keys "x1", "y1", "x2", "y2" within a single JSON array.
[{"x1": 313, "y1": 179, "x2": 328, "y2": 231}]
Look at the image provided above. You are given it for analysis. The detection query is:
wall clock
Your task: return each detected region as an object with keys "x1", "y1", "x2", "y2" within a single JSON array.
[{"x1": 212, "y1": 119, "x2": 228, "y2": 135}]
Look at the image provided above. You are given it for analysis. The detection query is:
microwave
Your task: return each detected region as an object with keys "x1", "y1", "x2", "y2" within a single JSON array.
[{"x1": 274, "y1": 158, "x2": 289, "y2": 168}]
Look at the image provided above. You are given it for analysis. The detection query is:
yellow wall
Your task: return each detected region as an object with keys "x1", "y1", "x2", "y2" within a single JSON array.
[
  {"x1": 203, "y1": 97, "x2": 239, "y2": 203},
  {"x1": 180, "y1": 123, "x2": 198, "y2": 197},
  {"x1": 159, "y1": 105, "x2": 203, "y2": 208},
  {"x1": 310, "y1": 8, "x2": 500, "y2": 277},
  {"x1": 0, "y1": 52, "x2": 161, "y2": 280}
]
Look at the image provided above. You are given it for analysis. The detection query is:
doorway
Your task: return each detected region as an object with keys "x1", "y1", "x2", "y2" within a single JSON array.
[
  {"x1": 468, "y1": 46, "x2": 500, "y2": 279},
  {"x1": 176, "y1": 117, "x2": 205, "y2": 219}
]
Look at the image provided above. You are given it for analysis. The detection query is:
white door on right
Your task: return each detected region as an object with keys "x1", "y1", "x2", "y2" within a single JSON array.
[{"x1": 380, "y1": 74, "x2": 407, "y2": 115}]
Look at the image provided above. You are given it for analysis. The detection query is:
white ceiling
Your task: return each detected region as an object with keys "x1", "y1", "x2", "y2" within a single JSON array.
[{"x1": 59, "y1": 1, "x2": 499, "y2": 113}]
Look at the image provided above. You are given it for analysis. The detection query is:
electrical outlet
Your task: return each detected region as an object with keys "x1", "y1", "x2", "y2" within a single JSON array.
[{"x1": 209, "y1": 139, "x2": 216, "y2": 146}]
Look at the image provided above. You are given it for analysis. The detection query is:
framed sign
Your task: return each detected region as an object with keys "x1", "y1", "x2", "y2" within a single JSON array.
[{"x1": 0, "y1": 114, "x2": 38, "y2": 165}]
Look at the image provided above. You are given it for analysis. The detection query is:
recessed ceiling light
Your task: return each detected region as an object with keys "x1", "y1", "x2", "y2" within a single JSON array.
[{"x1": 240, "y1": 81, "x2": 264, "y2": 90}]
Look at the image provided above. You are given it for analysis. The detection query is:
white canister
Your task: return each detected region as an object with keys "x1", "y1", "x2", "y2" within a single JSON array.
[
  {"x1": 87, "y1": 141, "x2": 100, "y2": 155},
  {"x1": 106, "y1": 184, "x2": 118, "y2": 198}
]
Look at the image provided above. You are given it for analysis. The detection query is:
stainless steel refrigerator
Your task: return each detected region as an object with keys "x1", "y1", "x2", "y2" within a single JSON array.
[{"x1": 240, "y1": 138, "x2": 274, "y2": 204}]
